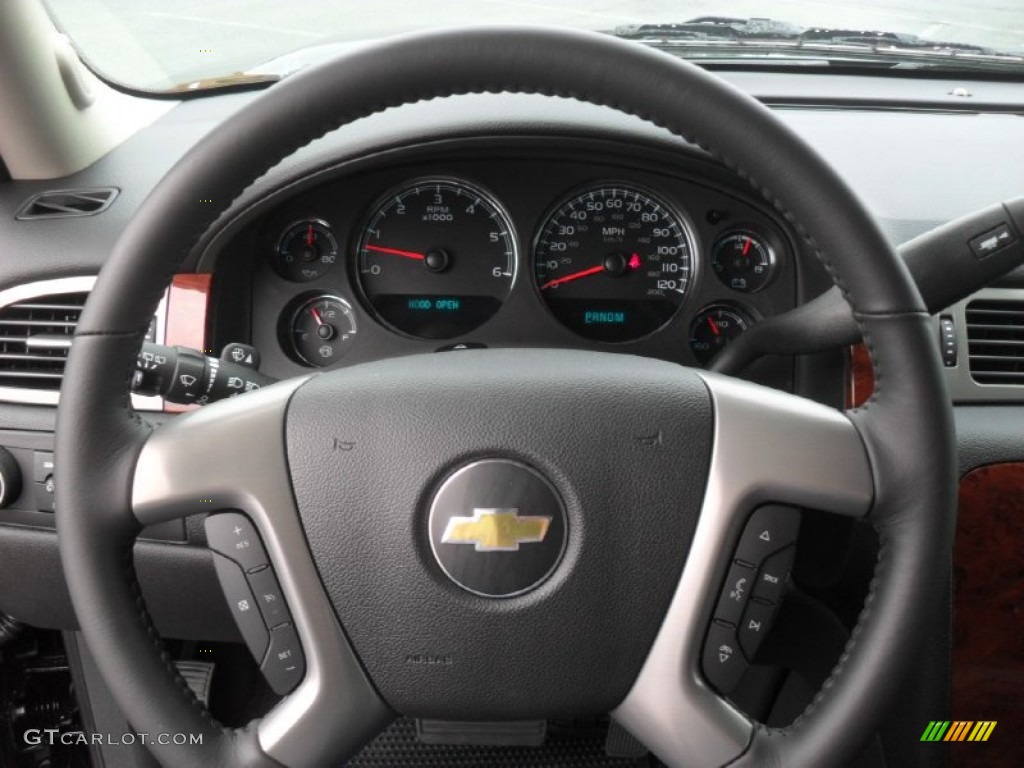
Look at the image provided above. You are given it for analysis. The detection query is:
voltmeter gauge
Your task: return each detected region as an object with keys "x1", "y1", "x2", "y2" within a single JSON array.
[
  {"x1": 285, "y1": 295, "x2": 357, "y2": 367},
  {"x1": 710, "y1": 230, "x2": 776, "y2": 294},
  {"x1": 274, "y1": 220, "x2": 338, "y2": 282},
  {"x1": 689, "y1": 304, "x2": 755, "y2": 365}
]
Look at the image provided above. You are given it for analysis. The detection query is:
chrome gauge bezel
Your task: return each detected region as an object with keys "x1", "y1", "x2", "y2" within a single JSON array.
[
  {"x1": 353, "y1": 176, "x2": 519, "y2": 340},
  {"x1": 688, "y1": 302, "x2": 759, "y2": 367},
  {"x1": 274, "y1": 218, "x2": 339, "y2": 283},
  {"x1": 286, "y1": 293, "x2": 358, "y2": 367},
  {"x1": 531, "y1": 180, "x2": 700, "y2": 344},
  {"x1": 709, "y1": 227, "x2": 779, "y2": 295}
]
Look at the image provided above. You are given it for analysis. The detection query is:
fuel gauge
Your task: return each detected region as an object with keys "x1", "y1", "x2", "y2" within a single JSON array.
[{"x1": 285, "y1": 295, "x2": 357, "y2": 367}]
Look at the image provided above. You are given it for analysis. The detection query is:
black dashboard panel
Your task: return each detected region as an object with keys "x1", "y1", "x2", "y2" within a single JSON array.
[
  {"x1": 0, "y1": 72, "x2": 1021, "y2": 644},
  {"x1": 213, "y1": 140, "x2": 804, "y2": 391}
]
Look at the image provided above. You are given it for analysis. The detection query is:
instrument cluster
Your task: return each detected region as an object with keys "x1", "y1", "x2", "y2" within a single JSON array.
[{"x1": 234, "y1": 150, "x2": 798, "y2": 382}]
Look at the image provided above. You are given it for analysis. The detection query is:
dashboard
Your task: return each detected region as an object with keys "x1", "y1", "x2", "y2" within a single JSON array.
[
  {"x1": 212, "y1": 139, "x2": 807, "y2": 394},
  {"x1": 0, "y1": 65, "x2": 1022, "y2": 768}
]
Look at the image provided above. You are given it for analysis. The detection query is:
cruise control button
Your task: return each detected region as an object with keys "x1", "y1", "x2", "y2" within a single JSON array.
[
  {"x1": 247, "y1": 567, "x2": 290, "y2": 629},
  {"x1": 702, "y1": 622, "x2": 746, "y2": 695},
  {"x1": 753, "y1": 546, "x2": 794, "y2": 604},
  {"x1": 205, "y1": 512, "x2": 269, "y2": 572},
  {"x1": 261, "y1": 624, "x2": 305, "y2": 695},
  {"x1": 210, "y1": 553, "x2": 269, "y2": 661},
  {"x1": 735, "y1": 505, "x2": 800, "y2": 566},
  {"x1": 739, "y1": 599, "x2": 777, "y2": 660},
  {"x1": 713, "y1": 562, "x2": 755, "y2": 626}
]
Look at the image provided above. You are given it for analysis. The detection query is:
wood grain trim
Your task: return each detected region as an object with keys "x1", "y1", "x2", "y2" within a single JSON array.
[
  {"x1": 163, "y1": 273, "x2": 212, "y2": 413},
  {"x1": 952, "y1": 462, "x2": 1024, "y2": 767},
  {"x1": 845, "y1": 343, "x2": 874, "y2": 408},
  {"x1": 164, "y1": 273, "x2": 212, "y2": 350}
]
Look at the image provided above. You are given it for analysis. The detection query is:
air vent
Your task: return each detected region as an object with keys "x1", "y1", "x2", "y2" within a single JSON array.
[
  {"x1": 0, "y1": 292, "x2": 87, "y2": 391},
  {"x1": 966, "y1": 298, "x2": 1024, "y2": 385},
  {"x1": 16, "y1": 188, "x2": 118, "y2": 220}
]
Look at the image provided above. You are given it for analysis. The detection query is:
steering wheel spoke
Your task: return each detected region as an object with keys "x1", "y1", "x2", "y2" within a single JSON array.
[
  {"x1": 132, "y1": 378, "x2": 391, "y2": 768},
  {"x1": 613, "y1": 373, "x2": 873, "y2": 768}
]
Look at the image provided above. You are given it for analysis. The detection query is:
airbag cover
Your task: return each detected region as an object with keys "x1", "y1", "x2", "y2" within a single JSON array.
[{"x1": 285, "y1": 349, "x2": 712, "y2": 718}]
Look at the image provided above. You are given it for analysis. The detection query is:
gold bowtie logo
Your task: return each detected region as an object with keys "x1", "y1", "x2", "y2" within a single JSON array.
[{"x1": 441, "y1": 508, "x2": 551, "y2": 552}]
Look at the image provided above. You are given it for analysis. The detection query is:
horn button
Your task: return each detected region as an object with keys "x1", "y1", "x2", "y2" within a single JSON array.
[
  {"x1": 285, "y1": 349, "x2": 712, "y2": 719},
  {"x1": 429, "y1": 459, "x2": 568, "y2": 597}
]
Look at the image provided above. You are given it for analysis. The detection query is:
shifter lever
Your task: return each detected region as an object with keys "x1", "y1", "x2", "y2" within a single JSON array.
[
  {"x1": 711, "y1": 197, "x2": 1024, "y2": 374},
  {"x1": 133, "y1": 343, "x2": 277, "y2": 406}
]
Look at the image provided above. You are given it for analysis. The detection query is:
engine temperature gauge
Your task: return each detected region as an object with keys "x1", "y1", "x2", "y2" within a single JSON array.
[
  {"x1": 710, "y1": 230, "x2": 776, "y2": 293},
  {"x1": 689, "y1": 305, "x2": 755, "y2": 366},
  {"x1": 285, "y1": 295, "x2": 357, "y2": 367}
]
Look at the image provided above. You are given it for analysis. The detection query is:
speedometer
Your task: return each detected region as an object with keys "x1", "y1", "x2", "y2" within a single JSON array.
[
  {"x1": 356, "y1": 178, "x2": 517, "y2": 339},
  {"x1": 534, "y1": 184, "x2": 695, "y2": 342}
]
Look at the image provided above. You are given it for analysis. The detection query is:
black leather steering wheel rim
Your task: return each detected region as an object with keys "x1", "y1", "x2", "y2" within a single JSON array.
[{"x1": 55, "y1": 25, "x2": 955, "y2": 768}]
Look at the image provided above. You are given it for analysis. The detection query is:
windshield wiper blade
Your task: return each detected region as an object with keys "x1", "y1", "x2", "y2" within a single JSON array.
[
  {"x1": 800, "y1": 27, "x2": 990, "y2": 54},
  {"x1": 611, "y1": 16, "x2": 1024, "y2": 68},
  {"x1": 614, "y1": 17, "x2": 803, "y2": 43}
]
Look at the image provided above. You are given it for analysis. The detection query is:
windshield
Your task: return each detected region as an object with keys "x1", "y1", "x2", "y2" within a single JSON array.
[{"x1": 44, "y1": 0, "x2": 1024, "y2": 92}]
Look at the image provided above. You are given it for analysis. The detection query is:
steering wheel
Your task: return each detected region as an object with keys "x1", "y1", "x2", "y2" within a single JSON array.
[{"x1": 55, "y1": 26, "x2": 955, "y2": 768}]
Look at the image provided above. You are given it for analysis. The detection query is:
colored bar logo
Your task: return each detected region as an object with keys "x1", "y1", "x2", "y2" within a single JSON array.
[{"x1": 920, "y1": 721, "x2": 997, "y2": 742}]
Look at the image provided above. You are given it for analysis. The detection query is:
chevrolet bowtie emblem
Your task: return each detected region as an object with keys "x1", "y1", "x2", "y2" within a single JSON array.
[{"x1": 441, "y1": 508, "x2": 551, "y2": 552}]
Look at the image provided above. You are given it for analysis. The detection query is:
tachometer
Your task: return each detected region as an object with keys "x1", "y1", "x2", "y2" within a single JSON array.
[
  {"x1": 534, "y1": 184, "x2": 695, "y2": 342},
  {"x1": 356, "y1": 179, "x2": 517, "y2": 339}
]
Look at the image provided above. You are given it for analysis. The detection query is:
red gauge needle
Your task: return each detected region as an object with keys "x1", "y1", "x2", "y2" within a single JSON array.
[
  {"x1": 708, "y1": 316, "x2": 721, "y2": 336},
  {"x1": 540, "y1": 264, "x2": 605, "y2": 290},
  {"x1": 364, "y1": 244, "x2": 426, "y2": 261},
  {"x1": 305, "y1": 224, "x2": 315, "y2": 248},
  {"x1": 741, "y1": 237, "x2": 752, "y2": 256},
  {"x1": 310, "y1": 306, "x2": 324, "y2": 326}
]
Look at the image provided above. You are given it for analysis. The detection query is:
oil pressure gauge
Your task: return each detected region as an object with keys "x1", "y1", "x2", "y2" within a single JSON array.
[
  {"x1": 284, "y1": 294, "x2": 357, "y2": 367},
  {"x1": 710, "y1": 230, "x2": 777, "y2": 293},
  {"x1": 274, "y1": 220, "x2": 338, "y2": 282}
]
